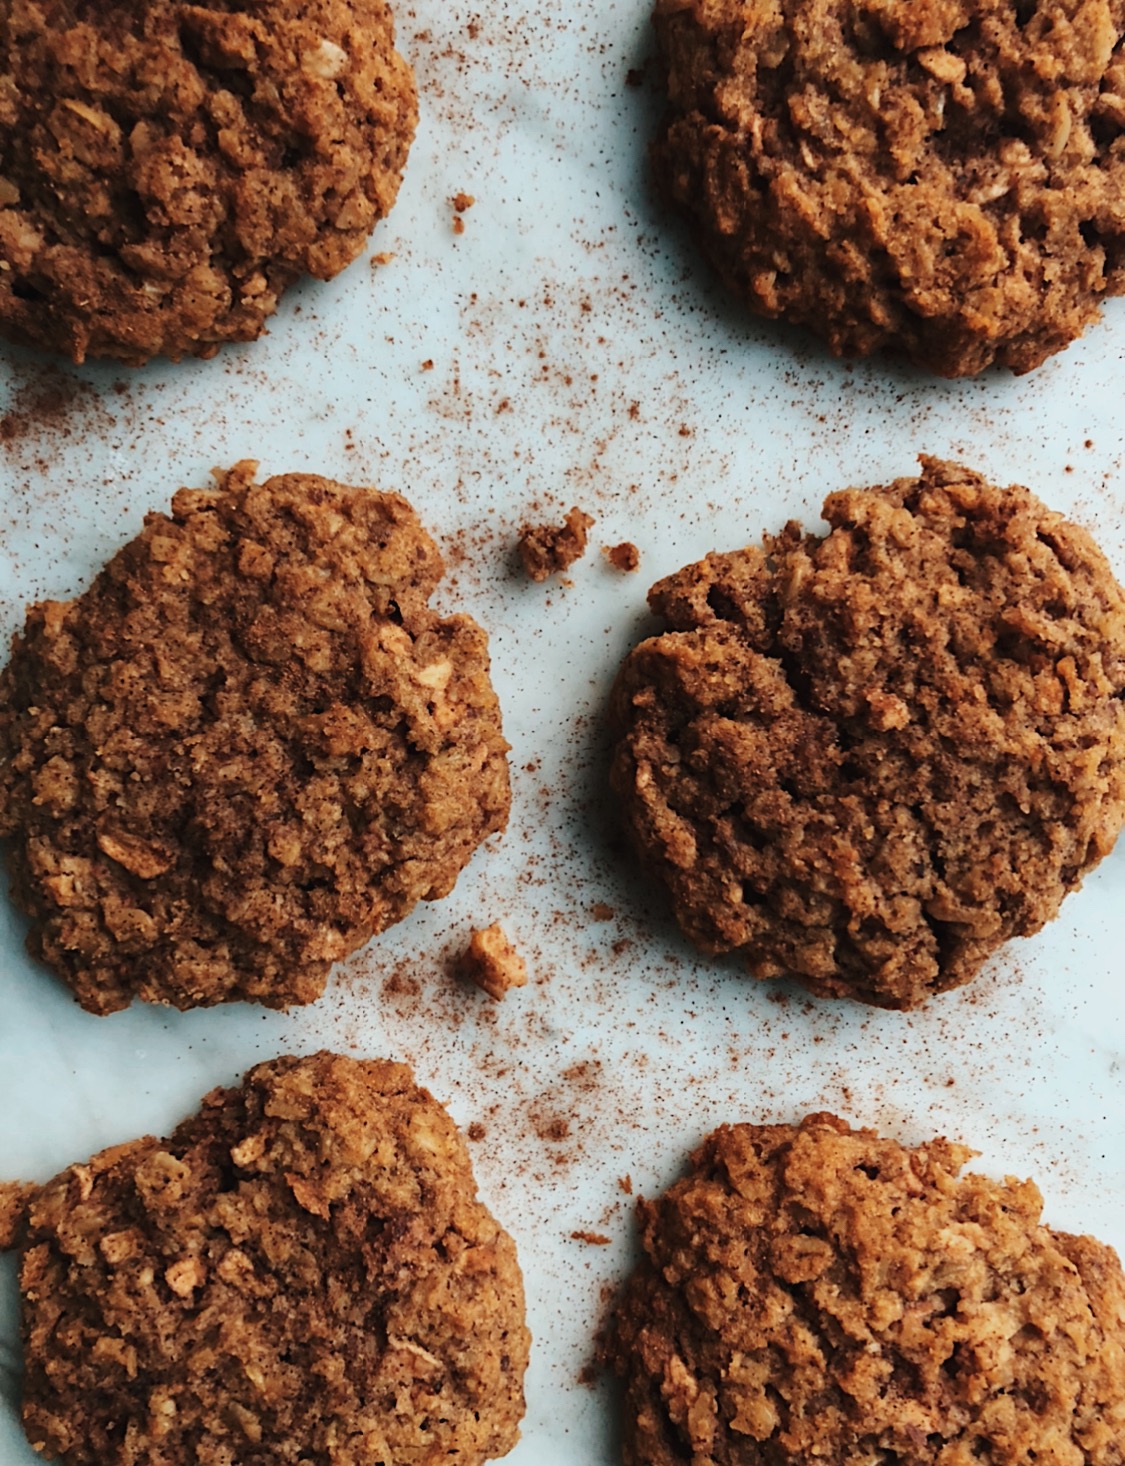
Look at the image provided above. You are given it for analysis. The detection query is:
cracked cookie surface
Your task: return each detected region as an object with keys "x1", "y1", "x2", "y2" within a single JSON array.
[
  {"x1": 653, "y1": 0, "x2": 1125, "y2": 375},
  {"x1": 609, "y1": 458, "x2": 1125, "y2": 1008},
  {"x1": 7, "y1": 1052, "x2": 530, "y2": 1466},
  {"x1": 600, "y1": 1113, "x2": 1125, "y2": 1466},
  {"x1": 0, "y1": 0, "x2": 416, "y2": 364},
  {"x1": 0, "y1": 463, "x2": 510, "y2": 1013}
]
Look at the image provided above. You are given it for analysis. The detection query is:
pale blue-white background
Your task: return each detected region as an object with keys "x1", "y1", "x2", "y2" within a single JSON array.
[{"x1": 1, "y1": 1, "x2": 1124, "y2": 1461}]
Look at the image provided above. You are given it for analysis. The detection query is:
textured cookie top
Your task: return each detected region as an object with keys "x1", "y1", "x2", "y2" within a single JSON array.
[
  {"x1": 653, "y1": 0, "x2": 1125, "y2": 375},
  {"x1": 610, "y1": 458, "x2": 1125, "y2": 1008},
  {"x1": 0, "y1": 464, "x2": 510, "y2": 1013},
  {"x1": 0, "y1": 0, "x2": 417, "y2": 364},
  {"x1": 601, "y1": 1113, "x2": 1125, "y2": 1466},
  {"x1": 9, "y1": 1052, "x2": 530, "y2": 1466}
]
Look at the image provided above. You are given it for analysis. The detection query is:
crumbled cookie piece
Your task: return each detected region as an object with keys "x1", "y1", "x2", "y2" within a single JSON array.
[
  {"x1": 453, "y1": 192, "x2": 476, "y2": 213},
  {"x1": 653, "y1": 0, "x2": 1125, "y2": 375},
  {"x1": 604, "y1": 541, "x2": 641, "y2": 573},
  {"x1": 0, "y1": 0, "x2": 417, "y2": 364},
  {"x1": 601, "y1": 1113, "x2": 1125, "y2": 1466},
  {"x1": 517, "y1": 507, "x2": 595, "y2": 582},
  {"x1": 610, "y1": 458, "x2": 1125, "y2": 1008},
  {"x1": 12, "y1": 1052, "x2": 530, "y2": 1466},
  {"x1": 461, "y1": 923, "x2": 528, "y2": 1000},
  {"x1": 0, "y1": 463, "x2": 511, "y2": 1014},
  {"x1": 0, "y1": 1180, "x2": 38, "y2": 1250}
]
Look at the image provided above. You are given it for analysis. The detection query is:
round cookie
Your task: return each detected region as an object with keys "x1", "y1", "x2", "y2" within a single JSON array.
[
  {"x1": 600, "y1": 1113, "x2": 1125, "y2": 1466},
  {"x1": 652, "y1": 0, "x2": 1125, "y2": 376},
  {"x1": 0, "y1": 463, "x2": 510, "y2": 1013},
  {"x1": 609, "y1": 458, "x2": 1125, "y2": 1008},
  {"x1": 0, "y1": 0, "x2": 416, "y2": 364},
  {"x1": 7, "y1": 1052, "x2": 530, "y2": 1466}
]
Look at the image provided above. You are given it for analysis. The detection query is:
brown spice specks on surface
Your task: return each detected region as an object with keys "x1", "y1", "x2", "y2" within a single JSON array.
[
  {"x1": 604, "y1": 541, "x2": 640, "y2": 573},
  {"x1": 0, "y1": 365, "x2": 121, "y2": 448},
  {"x1": 517, "y1": 507, "x2": 595, "y2": 581},
  {"x1": 459, "y1": 924, "x2": 529, "y2": 1002}
]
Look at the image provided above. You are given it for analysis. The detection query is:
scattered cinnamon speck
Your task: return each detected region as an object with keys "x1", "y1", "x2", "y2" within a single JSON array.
[
  {"x1": 534, "y1": 1115, "x2": 571, "y2": 1143},
  {"x1": 591, "y1": 902, "x2": 615, "y2": 921},
  {"x1": 467, "y1": 1122, "x2": 487, "y2": 1142}
]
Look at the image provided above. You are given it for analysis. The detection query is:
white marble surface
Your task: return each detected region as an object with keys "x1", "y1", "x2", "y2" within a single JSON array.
[{"x1": 1, "y1": 1, "x2": 1124, "y2": 1461}]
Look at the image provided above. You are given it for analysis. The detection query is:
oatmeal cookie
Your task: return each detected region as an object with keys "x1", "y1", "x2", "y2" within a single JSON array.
[
  {"x1": 0, "y1": 0, "x2": 416, "y2": 364},
  {"x1": 600, "y1": 1113, "x2": 1125, "y2": 1466},
  {"x1": 653, "y1": 0, "x2": 1125, "y2": 376},
  {"x1": 6, "y1": 1052, "x2": 530, "y2": 1466},
  {"x1": 609, "y1": 458, "x2": 1125, "y2": 1008},
  {"x1": 0, "y1": 463, "x2": 510, "y2": 1013}
]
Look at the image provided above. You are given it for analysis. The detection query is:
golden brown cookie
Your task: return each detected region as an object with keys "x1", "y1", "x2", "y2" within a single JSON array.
[
  {"x1": 6, "y1": 1052, "x2": 530, "y2": 1466},
  {"x1": 610, "y1": 458, "x2": 1125, "y2": 1008},
  {"x1": 600, "y1": 1113, "x2": 1125, "y2": 1466},
  {"x1": 0, "y1": 464, "x2": 510, "y2": 1013},
  {"x1": 653, "y1": 0, "x2": 1125, "y2": 376},
  {"x1": 0, "y1": 0, "x2": 416, "y2": 364}
]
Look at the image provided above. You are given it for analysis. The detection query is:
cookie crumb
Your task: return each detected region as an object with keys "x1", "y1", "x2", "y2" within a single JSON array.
[
  {"x1": 604, "y1": 541, "x2": 640, "y2": 573},
  {"x1": 591, "y1": 902, "x2": 615, "y2": 921},
  {"x1": 517, "y1": 507, "x2": 595, "y2": 582},
  {"x1": 618, "y1": 1174, "x2": 633, "y2": 1195},
  {"x1": 467, "y1": 1122, "x2": 487, "y2": 1142},
  {"x1": 626, "y1": 66, "x2": 646, "y2": 88},
  {"x1": 421, "y1": 358, "x2": 434, "y2": 370},
  {"x1": 570, "y1": 1230, "x2": 612, "y2": 1246},
  {"x1": 452, "y1": 192, "x2": 474, "y2": 235},
  {"x1": 461, "y1": 924, "x2": 528, "y2": 1001},
  {"x1": 0, "y1": 1181, "x2": 38, "y2": 1250},
  {"x1": 370, "y1": 251, "x2": 396, "y2": 268}
]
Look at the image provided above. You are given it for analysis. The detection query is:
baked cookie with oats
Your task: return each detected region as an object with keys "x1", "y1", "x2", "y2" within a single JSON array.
[
  {"x1": 3, "y1": 1052, "x2": 530, "y2": 1466},
  {"x1": 0, "y1": 0, "x2": 416, "y2": 364},
  {"x1": 0, "y1": 463, "x2": 510, "y2": 1013},
  {"x1": 600, "y1": 1112, "x2": 1125, "y2": 1466},
  {"x1": 653, "y1": 0, "x2": 1125, "y2": 375},
  {"x1": 610, "y1": 457, "x2": 1125, "y2": 1008}
]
